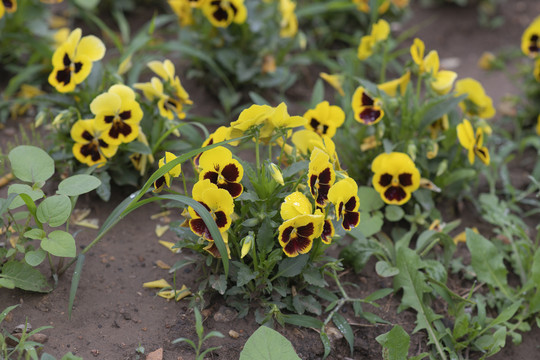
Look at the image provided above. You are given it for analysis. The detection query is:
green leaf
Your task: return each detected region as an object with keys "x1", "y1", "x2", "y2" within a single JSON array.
[
  {"x1": 36, "y1": 194, "x2": 72, "y2": 227},
  {"x1": 278, "y1": 254, "x2": 308, "y2": 278},
  {"x1": 385, "y1": 205, "x2": 404, "y2": 222},
  {"x1": 57, "y1": 175, "x2": 101, "y2": 196},
  {"x1": 240, "y1": 326, "x2": 301, "y2": 360},
  {"x1": 332, "y1": 313, "x2": 354, "y2": 355},
  {"x1": 302, "y1": 267, "x2": 327, "y2": 287},
  {"x1": 0, "y1": 278, "x2": 15, "y2": 289},
  {"x1": 60, "y1": 353, "x2": 84, "y2": 360},
  {"x1": 358, "y1": 186, "x2": 384, "y2": 212},
  {"x1": 282, "y1": 314, "x2": 323, "y2": 329},
  {"x1": 24, "y1": 229, "x2": 46, "y2": 240},
  {"x1": 375, "y1": 260, "x2": 399, "y2": 277},
  {"x1": 194, "y1": 307, "x2": 204, "y2": 339},
  {"x1": 68, "y1": 254, "x2": 85, "y2": 319},
  {"x1": 375, "y1": 325, "x2": 410, "y2": 360},
  {"x1": 9, "y1": 145, "x2": 54, "y2": 184},
  {"x1": 210, "y1": 274, "x2": 227, "y2": 295},
  {"x1": 8, "y1": 184, "x2": 44, "y2": 210},
  {"x1": 73, "y1": 0, "x2": 99, "y2": 10},
  {"x1": 235, "y1": 262, "x2": 257, "y2": 287},
  {"x1": 466, "y1": 229, "x2": 510, "y2": 295},
  {"x1": 348, "y1": 212, "x2": 383, "y2": 239},
  {"x1": 96, "y1": 171, "x2": 111, "y2": 202},
  {"x1": 25, "y1": 249, "x2": 47, "y2": 266},
  {"x1": 0, "y1": 304, "x2": 19, "y2": 322},
  {"x1": 0, "y1": 260, "x2": 52, "y2": 292},
  {"x1": 310, "y1": 79, "x2": 325, "y2": 108},
  {"x1": 364, "y1": 288, "x2": 393, "y2": 302},
  {"x1": 42, "y1": 230, "x2": 76, "y2": 258}
]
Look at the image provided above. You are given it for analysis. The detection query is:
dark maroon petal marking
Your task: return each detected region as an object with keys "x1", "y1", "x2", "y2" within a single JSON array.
[
  {"x1": 104, "y1": 115, "x2": 115, "y2": 124},
  {"x1": 212, "y1": 6, "x2": 228, "y2": 21},
  {"x1": 322, "y1": 220, "x2": 333, "y2": 243},
  {"x1": 309, "y1": 175, "x2": 317, "y2": 196},
  {"x1": 530, "y1": 34, "x2": 539, "y2": 53},
  {"x1": 82, "y1": 130, "x2": 93, "y2": 141},
  {"x1": 337, "y1": 202, "x2": 344, "y2": 217},
  {"x1": 342, "y1": 212, "x2": 360, "y2": 230},
  {"x1": 119, "y1": 110, "x2": 132, "y2": 120},
  {"x1": 203, "y1": 171, "x2": 219, "y2": 184},
  {"x1": 476, "y1": 148, "x2": 487, "y2": 158},
  {"x1": 318, "y1": 167, "x2": 332, "y2": 184},
  {"x1": 80, "y1": 143, "x2": 101, "y2": 161},
  {"x1": 296, "y1": 223, "x2": 314, "y2": 238},
  {"x1": 281, "y1": 226, "x2": 294, "y2": 243},
  {"x1": 379, "y1": 173, "x2": 392, "y2": 187},
  {"x1": 4, "y1": 0, "x2": 14, "y2": 9},
  {"x1": 199, "y1": 201, "x2": 211, "y2": 212},
  {"x1": 98, "y1": 139, "x2": 109, "y2": 148},
  {"x1": 284, "y1": 235, "x2": 311, "y2": 256},
  {"x1": 230, "y1": 2, "x2": 237, "y2": 14},
  {"x1": 316, "y1": 184, "x2": 331, "y2": 206},
  {"x1": 221, "y1": 163, "x2": 240, "y2": 182},
  {"x1": 74, "y1": 62, "x2": 83, "y2": 73},
  {"x1": 384, "y1": 186, "x2": 407, "y2": 202},
  {"x1": 218, "y1": 181, "x2": 243, "y2": 198},
  {"x1": 361, "y1": 92, "x2": 374, "y2": 106},
  {"x1": 398, "y1": 173, "x2": 412, "y2": 187},
  {"x1": 55, "y1": 67, "x2": 71, "y2": 86},
  {"x1": 189, "y1": 218, "x2": 211, "y2": 240},
  {"x1": 310, "y1": 118, "x2": 320, "y2": 130},
  {"x1": 322, "y1": 125, "x2": 329, "y2": 134},
  {"x1": 109, "y1": 121, "x2": 132, "y2": 139},
  {"x1": 345, "y1": 196, "x2": 357, "y2": 211},
  {"x1": 359, "y1": 108, "x2": 381, "y2": 124},
  {"x1": 62, "y1": 53, "x2": 71, "y2": 67},
  {"x1": 154, "y1": 176, "x2": 165, "y2": 190},
  {"x1": 214, "y1": 211, "x2": 229, "y2": 228}
]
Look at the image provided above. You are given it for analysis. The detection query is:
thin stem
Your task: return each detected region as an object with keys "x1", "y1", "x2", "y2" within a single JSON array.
[{"x1": 255, "y1": 131, "x2": 261, "y2": 173}]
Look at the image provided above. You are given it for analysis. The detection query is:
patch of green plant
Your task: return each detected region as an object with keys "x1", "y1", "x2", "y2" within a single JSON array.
[{"x1": 239, "y1": 326, "x2": 300, "y2": 360}]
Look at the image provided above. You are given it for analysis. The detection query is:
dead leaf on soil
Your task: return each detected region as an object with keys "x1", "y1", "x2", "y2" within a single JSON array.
[
  {"x1": 159, "y1": 240, "x2": 180, "y2": 253},
  {"x1": 151, "y1": 210, "x2": 171, "y2": 220},
  {"x1": 0, "y1": 173, "x2": 14, "y2": 188},
  {"x1": 143, "y1": 279, "x2": 171, "y2": 289},
  {"x1": 155, "y1": 260, "x2": 171, "y2": 269},
  {"x1": 229, "y1": 329, "x2": 240, "y2": 338},
  {"x1": 155, "y1": 224, "x2": 169, "y2": 237},
  {"x1": 71, "y1": 208, "x2": 99, "y2": 229}
]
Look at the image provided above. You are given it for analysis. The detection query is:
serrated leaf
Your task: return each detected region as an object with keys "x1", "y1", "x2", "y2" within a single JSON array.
[
  {"x1": 0, "y1": 260, "x2": 52, "y2": 292},
  {"x1": 8, "y1": 145, "x2": 54, "y2": 184},
  {"x1": 36, "y1": 194, "x2": 72, "y2": 227},
  {"x1": 332, "y1": 312, "x2": 354, "y2": 355},
  {"x1": 25, "y1": 249, "x2": 47, "y2": 266},
  {"x1": 375, "y1": 325, "x2": 410, "y2": 360},
  {"x1": 278, "y1": 254, "x2": 308, "y2": 278},
  {"x1": 42, "y1": 230, "x2": 76, "y2": 258},
  {"x1": 57, "y1": 174, "x2": 101, "y2": 196},
  {"x1": 239, "y1": 326, "x2": 301, "y2": 360},
  {"x1": 466, "y1": 229, "x2": 509, "y2": 293}
]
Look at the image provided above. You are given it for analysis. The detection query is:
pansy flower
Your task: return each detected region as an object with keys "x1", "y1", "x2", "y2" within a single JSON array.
[
  {"x1": 198, "y1": 146, "x2": 244, "y2": 198},
  {"x1": 153, "y1": 152, "x2": 182, "y2": 193},
  {"x1": 280, "y1": 192, "x2": 313, "y2": 220},
  {"x1": 278, "y1": 213, "x2": 324, "y2": 257},
  {"x1": 521, "y1": 15, "x2": 540, "y2": 57},
  {"x1": 328, "y1": 177, "x2": 360, "y2": 231},
  {"x1": 267, "y1": 102, "x2": 306, "y2": 141},
  {"x1": 456, "y1": 119, "x2": 490, "y2": 165},
  {"x1": 229, "y1": 104, "x2": 275, "y2": 140},
  {"x1": 357, "y1": 19, "x2": 390, "y2": 60},
  {"x1": 291, "y1": 130, "x2": 339, "y2": 166},
  {"x1": 71, "y1": 119, "x2": 118, "y2": 168},
  {"x1": 0, "y1": 0, "x2": 16, "y2": 19},
  {"x1": 353, "y1": 0, "x2": 389, "y2": 14},
  {"x1": 352, "y1": 86, "x2": 384, "y2": 125},
  {"x1": 423, "y1": 50, "x2": 457, "y2": 95},
  {"x1": 194, "y1": 126, "x2": 231, "y2": 168},
  {"x1": 91, "y1": 84, "x2": 144, "y2": 145},
  {"x1": 201, "y1": 0, "x2": 247, "y2": 28},
  {"x1": 48, "y1": 28, "x2": 105, "y2": 93},
  {"x1": 454, "y1": 78, "x2": 495, "y2": 119},
  {"x1": 371, "y1": 152, "x2": 420, "y2": 205},
  {"x1": 168, "y1": 0, "x2": 195, "y2": 26},
  {"x1": 410, "y1": 38, "x2": 427, "y2": 73},
  {"x1": 308, "y1": 149, "x2": 336, "y2": 207},
  {"x1": 320, "y1": 72, "x2": 345, "y2": 96},
  {"x1": 303, "y1": 101, "x2": 345, "y2": 138},
  {"x1": 279, "y1": 0, "x2": 298, "y2": 38},
  {"x1": 188, "y1": 180, "x2": 235, "y2": 241}
]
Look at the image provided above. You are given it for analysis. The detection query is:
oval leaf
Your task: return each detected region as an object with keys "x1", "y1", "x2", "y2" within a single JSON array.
[
  {"x1": 385, "y1": 205, "x2": 404, "y2": 222},
  {"x1": 0, "y1": 260, "x2": 52, "y2": 292},
  {"x1": 278, "y1": 254, "x2": 308, "y2": 278},
  {"x1": 41, "y1": 230, "x2": 76, "y2": 258},
  {"x1": 8, "y1": 184, "x2": 44, "y2": 210},
  {"x1": 240, "y1": 326, "x2": 301, "y2": 360},
  {"x1": 25, "y1": 248, "x2": 47, "y2": 266},
  {"x1": 8, "y1": 145, "x2": 54, "y2": 184},
  {"x1": 37, "y1": 194, "x2": 72, "y2": 227},
  {"x1": 57, "y1": 174, "x2": 101, "y2": 196},
  {"x1": 375, "y1": 260, "x2": 399, "y2": 277}
]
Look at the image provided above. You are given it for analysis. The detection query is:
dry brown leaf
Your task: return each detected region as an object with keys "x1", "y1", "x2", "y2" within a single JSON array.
[
  {"x1": 155, "y1": 225, "x2": 169, "y2": 238},
  {"x1": 155, "y1": 260, "x2": 171, "y2": 270}
]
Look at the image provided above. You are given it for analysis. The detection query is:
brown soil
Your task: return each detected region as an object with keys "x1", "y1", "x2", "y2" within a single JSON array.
[{"x1": 2, "y1": 0, "x2": 540, "y2": 359}]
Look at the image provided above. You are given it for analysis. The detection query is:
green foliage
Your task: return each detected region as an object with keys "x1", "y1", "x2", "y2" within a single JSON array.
[
  {"x1": 240, "y1": 326, "x2": 300, "y2": 360},
  {"x1": 0, "y1": 146, "x2": 100, "y2": 292}
]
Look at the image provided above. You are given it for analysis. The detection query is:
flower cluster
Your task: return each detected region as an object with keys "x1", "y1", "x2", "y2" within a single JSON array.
[{"x1": 168, "y1": 0, "x2": 248, "y2": 28}]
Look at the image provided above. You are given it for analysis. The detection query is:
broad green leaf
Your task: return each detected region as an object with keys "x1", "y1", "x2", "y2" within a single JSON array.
[
  {"x1": 8, "y1": 184, "x2": 44, "y2": 210},
  {"x1": 36, "y1": 194, "x2": 72, "y2": 227},
  {"x1": 25, "y1": 249, "x2": 47, "y2": 266},
  {"x1": 278, "y1": 254, "x2": 308, "y2": 277},
  {"x1": 24, "y1": 229, "x2": 46, "y2": 240},
  {"x1": 0, "y1": 278, "x2": 15, "y2": 289},
  {"x1": 332, "y1": 313, "x2": 354, "y2": 355},
  {"x1": 283, "y1": 314, "x2": 323, "y2": 328},
  {"x1": 394, "y1": 247, "x2": 443, "y2": 354},
  {"x1": 235, "y1": 262, "x2": 257, "y2": 287},
  {"x1": 57, "y1": 174, "x2": 101, "y2": 196},
  {"x1": 42, "y1": 230, "x2": 76, "y2": 258},
  {"x1": 466, "y1": 229, "x2": 509, "y2": 294},
  {"x1": 240, "y1": 326, "x2": 300, "y2": 360},
  {"x1": 385, "y1": 205, "x2": 404, "y2": 222},
  {"x1": 358, "y1": 186, "x2": 384, "y2": 212},
  {"x1": 376, "y1": 325, "x2": 410, "y2": 360},
  {"x1": 376, "y1": 260, "x2": 399, "y2": 277},
  {"x1": 8, "y1": 145, "x2": 54, "y2": 184},
  {"x1": 302, "y1": 267, "x2": 327, "y2": 287},
  {"x1": 0, "y1": 260, "x2": 52, "y2": 292}
]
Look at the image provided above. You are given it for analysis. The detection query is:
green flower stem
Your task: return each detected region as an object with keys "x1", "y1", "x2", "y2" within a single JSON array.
[
  {"x1": 255, "y1": 131, "x2": 261, "y2": 174},
  {"x1": 181, "y1": 172, "x2": 188, "y2": 196}
]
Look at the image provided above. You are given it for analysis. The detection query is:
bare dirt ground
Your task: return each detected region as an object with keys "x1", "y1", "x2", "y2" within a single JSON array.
[{"x1": 1, "y1": 0, "x2": 540, "y2": 359}]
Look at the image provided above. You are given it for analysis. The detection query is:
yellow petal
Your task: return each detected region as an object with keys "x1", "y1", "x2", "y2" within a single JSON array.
[
  {"x1": 77, "y1": 35, "x2": 106, "y2": 62},
  {"x1": 159, "y1": 240, "x2": 180, "y2": 253},
  {"x1": 143, "y1": 279, "x2": 171, "y2": 288},
  {"x1": 155, "y1": 224, "x2": 169, "y2": 237},
  {"x1": 175, "y1": 285, "x2": 191, "y2": 301}
]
